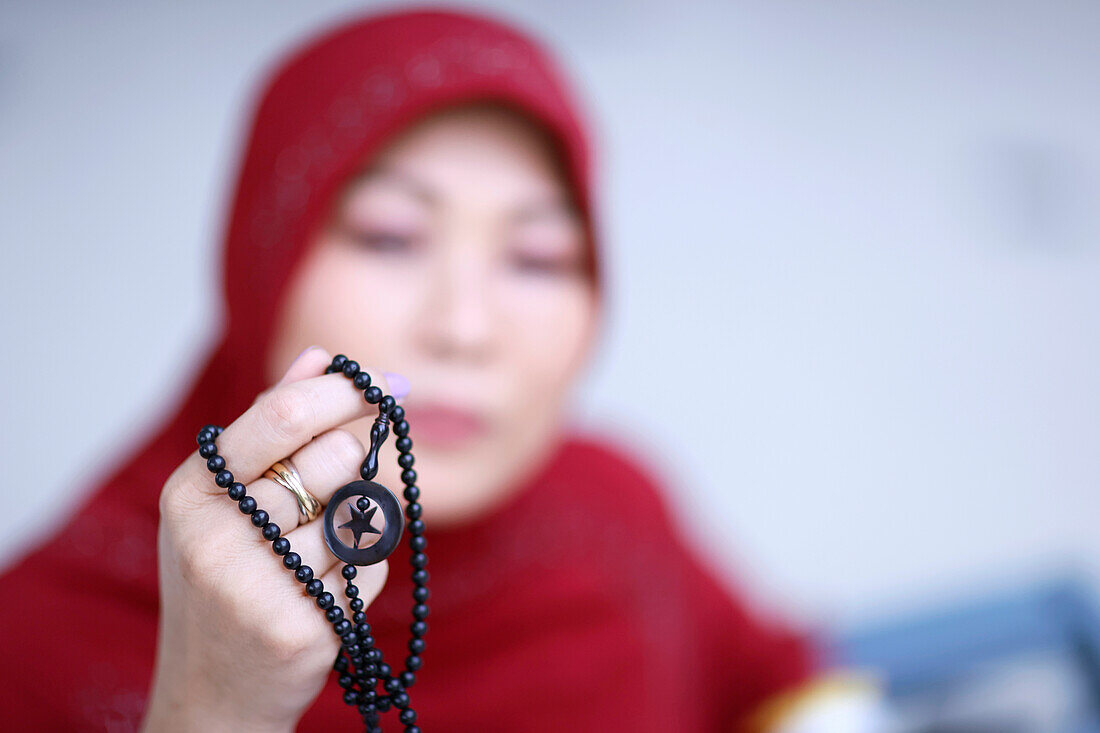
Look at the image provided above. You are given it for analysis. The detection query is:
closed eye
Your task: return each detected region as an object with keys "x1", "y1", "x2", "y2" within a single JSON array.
[
  {"x1": 509, "y1": 251, "x2": 583, "y2": 276},
  {"x1": 344, "y1": 228, "x2": 418, "y2": 254}
]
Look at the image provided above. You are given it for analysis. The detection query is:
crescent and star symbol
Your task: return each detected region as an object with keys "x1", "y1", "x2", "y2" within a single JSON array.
[{"x1": 339, "y1": 501, "x2": 382, "y2": 549}]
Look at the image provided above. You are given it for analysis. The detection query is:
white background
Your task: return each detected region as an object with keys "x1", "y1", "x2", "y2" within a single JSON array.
[{"x1": 2, "y1": 0, "x2": 1098, "y2": 631}]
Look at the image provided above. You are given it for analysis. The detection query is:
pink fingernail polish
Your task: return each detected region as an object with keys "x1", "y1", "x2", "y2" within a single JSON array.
[{"x1": 383, "y1": 372, "x2": 411, "y2": 401}]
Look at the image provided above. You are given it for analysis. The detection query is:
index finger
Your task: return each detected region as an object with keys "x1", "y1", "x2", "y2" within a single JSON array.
[{"x1": 190, "y1": 363, "x2": 393, "y2": 492}]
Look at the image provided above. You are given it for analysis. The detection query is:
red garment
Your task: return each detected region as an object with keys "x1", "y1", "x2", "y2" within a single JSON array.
[{"x1": 0, "y1": 9, "x2": 813, "y2": 731}]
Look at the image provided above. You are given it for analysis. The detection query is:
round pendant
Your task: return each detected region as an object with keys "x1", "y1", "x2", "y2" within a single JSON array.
[{"x1": 323, "y1": 480, "x2": 404, "y2": 566}]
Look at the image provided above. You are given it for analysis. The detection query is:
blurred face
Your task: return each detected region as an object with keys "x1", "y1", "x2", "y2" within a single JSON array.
[{"x1": 267, "y1": 105, "x2": 599, "y2": 525}]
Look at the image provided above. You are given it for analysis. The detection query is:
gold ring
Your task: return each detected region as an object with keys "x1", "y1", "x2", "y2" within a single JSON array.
[{"x1": 263, "y1": 459, "x2": 322, "y2": 522}]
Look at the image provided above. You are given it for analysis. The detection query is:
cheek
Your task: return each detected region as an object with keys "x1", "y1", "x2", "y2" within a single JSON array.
[
  {"x1": 500, "y1": 278, "x2": 596, "y2": 398},
  {"x1": 272, "y1": 239, "x2": 417, "y2": 376}
]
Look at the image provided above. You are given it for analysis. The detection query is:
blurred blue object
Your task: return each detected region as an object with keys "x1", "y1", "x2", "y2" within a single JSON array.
[{"x1": 833, "y1": 577, "x2": 1100, "y2": 733}]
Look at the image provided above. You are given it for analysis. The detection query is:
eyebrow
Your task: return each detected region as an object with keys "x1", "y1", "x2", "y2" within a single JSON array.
[
  {"x1": 353, "y1": 166, "x2": 440, "y2": 208},
  {"x1": 350, "y1": 166, "x2": 580, "y2": 224},
  {"x1": 510, "y1": 196, "x2": 580, "y2": 227}
]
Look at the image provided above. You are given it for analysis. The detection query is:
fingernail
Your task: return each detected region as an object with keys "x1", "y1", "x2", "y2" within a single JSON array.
[{"x1": 383, "y1": 372, "x2": 410, "y2": 401}]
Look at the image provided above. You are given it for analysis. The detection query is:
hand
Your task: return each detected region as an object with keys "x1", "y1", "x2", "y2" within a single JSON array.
[{"x1": 142, "y1": 347, "x2": 392, "y2": 732}]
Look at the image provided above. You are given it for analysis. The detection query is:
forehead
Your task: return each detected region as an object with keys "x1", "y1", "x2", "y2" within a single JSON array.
[{"x1": 363, "y1": 105, "x2": 572, "y2": 209}]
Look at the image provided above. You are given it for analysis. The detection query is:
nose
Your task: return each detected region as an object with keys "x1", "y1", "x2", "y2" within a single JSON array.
[{"x1": 417, "y1": 238, "x2": 496, "y2": 363}]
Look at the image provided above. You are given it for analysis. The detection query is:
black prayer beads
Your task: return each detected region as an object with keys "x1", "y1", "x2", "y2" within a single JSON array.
[{"x1": 195, "y1": 353, "x2": 428, "y2": 732}]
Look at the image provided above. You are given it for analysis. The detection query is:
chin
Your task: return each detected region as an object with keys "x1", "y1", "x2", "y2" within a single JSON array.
[{"x1": 411, "y1": 454, "x2": 520, "y2": 527}]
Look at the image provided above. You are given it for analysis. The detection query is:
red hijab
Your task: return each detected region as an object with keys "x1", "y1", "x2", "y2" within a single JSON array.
[{"x1": 0, "y1": 9, "x2": 813, "y2": 731}]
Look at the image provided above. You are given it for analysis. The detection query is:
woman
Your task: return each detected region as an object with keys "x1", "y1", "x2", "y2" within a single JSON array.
[{"x1": 0, "y1": 9, "x2": 822, "y2": 731}]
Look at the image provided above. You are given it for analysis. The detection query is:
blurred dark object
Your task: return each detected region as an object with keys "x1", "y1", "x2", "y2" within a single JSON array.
[{"x1": 836, "y1": 577, "x2": 1100, "y2": 733}]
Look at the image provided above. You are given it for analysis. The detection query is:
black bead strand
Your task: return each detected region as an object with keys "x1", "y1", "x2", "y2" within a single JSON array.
[{"x1": 195, "y1": 353, "x2": 427, "y2": 730}]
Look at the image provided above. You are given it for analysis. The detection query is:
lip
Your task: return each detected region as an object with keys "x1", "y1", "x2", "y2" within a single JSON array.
[{"x1": 402, "y1": 401, "x2": 489, "y2": 447}]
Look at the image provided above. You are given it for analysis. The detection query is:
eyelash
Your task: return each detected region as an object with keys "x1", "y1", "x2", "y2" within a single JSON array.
[
  {"x1": 509, "y1": 252, "x2": 580, "y2": 276},
  {"x1": 348, "y1": 230, "x2": 415, "y2": 254},
  {"x1": 344, "y1": 227, "x2": 580, "y2": 276}
]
